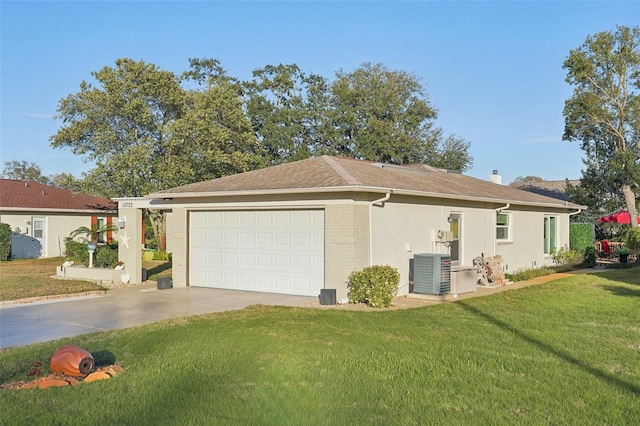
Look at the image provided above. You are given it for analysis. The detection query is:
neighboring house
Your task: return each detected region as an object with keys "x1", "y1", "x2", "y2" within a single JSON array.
[
  {"x1": 117, "y1": 156, "x2": 585, "y2": 300},
  {"x1": 511, "y1": 179, "x2": 580, "y2": 202},
  {"x1": 0, "y1": 179, "x2": 117, "y2": 259}
]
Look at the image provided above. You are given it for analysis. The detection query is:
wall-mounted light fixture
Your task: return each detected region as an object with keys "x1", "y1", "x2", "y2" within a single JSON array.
[{"x1": 117, "y1": 216, "x2": 126, "y2": 229}]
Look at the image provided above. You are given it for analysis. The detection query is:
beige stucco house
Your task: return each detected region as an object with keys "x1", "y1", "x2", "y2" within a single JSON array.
[
  {"x1": 0, "y1": 179, "x2": 117, "y2": 259},
  {"x1": 117, "y1": 156, "x2": 585, "y2": 300}
]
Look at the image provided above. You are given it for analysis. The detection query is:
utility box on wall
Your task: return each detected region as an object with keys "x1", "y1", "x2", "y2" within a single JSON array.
[{"x1": 413, "y1": 253, "x2": 451, "y2": 295}]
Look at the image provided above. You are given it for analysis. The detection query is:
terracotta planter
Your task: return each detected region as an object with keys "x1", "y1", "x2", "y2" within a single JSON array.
[{"x1": 50, "y1": 345, "x2": 95, "y2": 377}]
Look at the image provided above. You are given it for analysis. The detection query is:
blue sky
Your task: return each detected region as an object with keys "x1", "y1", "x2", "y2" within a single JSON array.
[{"x1": 1, "y1": 1, "x2": 638, "y2": 185}]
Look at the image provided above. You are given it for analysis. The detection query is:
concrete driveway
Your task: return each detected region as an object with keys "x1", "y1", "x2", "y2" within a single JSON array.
[{"x1": 0, "y1": 284, "x2": 316, "y2": 349}]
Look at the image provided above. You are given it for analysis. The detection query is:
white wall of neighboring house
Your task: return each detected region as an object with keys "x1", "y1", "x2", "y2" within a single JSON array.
[{"x1": 2, "y1": 213, "x2": 100, "y2": 259}]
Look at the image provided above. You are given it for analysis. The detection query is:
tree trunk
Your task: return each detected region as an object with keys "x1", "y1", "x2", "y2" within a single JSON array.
[
  {"x1": 147, "y1": 210, "x2": 167, "y2": 251},
  {"x1": 622, "y1": 184, "x2": 638, "y2": 228}
]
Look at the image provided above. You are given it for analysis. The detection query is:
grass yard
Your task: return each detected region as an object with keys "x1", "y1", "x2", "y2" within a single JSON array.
[
  {"x1": 0, "y1": 258, "x2": 173, "y2": 302},
  {"x1": 1, "y1": 267, "x2": 639, "y2": 424},
  {"x1": 0, "y1": 258, "x2": 106, "y2": 301}
]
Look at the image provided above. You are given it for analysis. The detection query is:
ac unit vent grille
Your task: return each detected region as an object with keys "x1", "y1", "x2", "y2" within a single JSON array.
[{"x1": 413, "y1": 254, "x2": 451, "y2": 295}]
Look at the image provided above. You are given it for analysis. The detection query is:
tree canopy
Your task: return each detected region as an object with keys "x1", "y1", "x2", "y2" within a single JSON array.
[
  {"x1": 563, "y1": 25, "x2": 640, "y2": 226},
  {"x1": 509, "y1": 176, "x2": 544, "y2": 187},
  {"x1": 51, "y1": 58, "x2": 262, "y2": 199},
  {"x1": 0, "y1": 160, "x2": 82, "y2": 191},
  {"x1": 242, "y1": 62, "x2": 473, "y2": 171},
  {"x1": 49, "y1": 58, "x2": 474, "y2": 245},
  {"x1": 1, "y1": 161, "x2": 50, "y2": 184},
  {"x1": 51, "y1": 59, "x2": 473, "y2": 197}
]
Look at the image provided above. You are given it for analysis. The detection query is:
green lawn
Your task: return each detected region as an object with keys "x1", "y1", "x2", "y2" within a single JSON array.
[
  {"x1": 0, "y1": 258, "x2": 172, "y2": 302},
  {"x1": 1, "y1": 268, "x2": 639, "y2": 424},
  {"x1": 0, "y1": 258, "x2": 105, "y2": 301}
]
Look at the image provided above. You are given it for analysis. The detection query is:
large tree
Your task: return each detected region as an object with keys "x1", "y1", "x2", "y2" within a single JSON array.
[
  {"x1": 243, "y1": 62, "x2": 473, "y2": 172},
  {"x1": 51, "y1": 58, "x2": 262, "y2": 248},
  {"x1": 330, "y1": 63, "x2": 472, "y2": 171},
  {"x1": 563, "y1": 26, "x2": 640, "y2": 227},
  {"x1": 244, "y1": 64, "x2": 334, "y2": 165}
]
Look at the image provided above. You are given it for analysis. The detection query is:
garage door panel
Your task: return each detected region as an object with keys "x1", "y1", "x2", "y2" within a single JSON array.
[
  {"x1": 190, "y1": 210, "x2": 324, "y2": 296},
  {"x1": 292, "y1": 255, "x2": 310, "y2": 269},
  {"x1": 239, "y1": 232, "x2": 255, "y2": 245},
  {"x1": 239, "y1": 253, "x2": 255, "y2": 266}
]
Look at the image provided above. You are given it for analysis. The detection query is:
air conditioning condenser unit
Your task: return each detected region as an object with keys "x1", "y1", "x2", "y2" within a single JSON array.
[{"x1": 412, "y1": 253, "x2": 451, "y2": 295}]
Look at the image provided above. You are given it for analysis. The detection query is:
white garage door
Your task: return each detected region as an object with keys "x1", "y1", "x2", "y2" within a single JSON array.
[{"x1": 190, "y1": 209, "x2": 324, "y2": 296}]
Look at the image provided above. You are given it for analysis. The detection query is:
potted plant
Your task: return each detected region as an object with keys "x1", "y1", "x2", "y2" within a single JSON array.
[
  {"x1": 114, "y1": 260, "x2": 125, "y2": 270},
  {"x1": 142, "y1": 249, "x2": 154, "y2": 261},
  {"x1": 616, "y1": 246, "x2": 630, "y2": 263}
]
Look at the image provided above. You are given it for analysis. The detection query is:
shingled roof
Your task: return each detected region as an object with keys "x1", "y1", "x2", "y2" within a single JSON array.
[
  {"x1": 149, "y1": 156, "x2": 585, "y2": 209},
  {"x1": 0, "y1": 179, "x2": 117, "y2": 212},
  {"x1": 512, "y1": 179, "x2": 581, "y2": 202}
]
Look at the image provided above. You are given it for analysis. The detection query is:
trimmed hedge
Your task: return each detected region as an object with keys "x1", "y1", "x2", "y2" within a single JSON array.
[
  {"x1": 570, "y1": 223, "x2": 594, "y2": 252},
  {"x1": 0, "y1": 223, "x2": 11, "y2": 261},
  {"x1": 348, "y1": 265, "x2": 400, "y2": 308}
]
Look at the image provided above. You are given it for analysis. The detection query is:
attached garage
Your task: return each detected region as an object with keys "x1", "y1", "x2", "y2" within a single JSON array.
[{"x1": 189, "y1": 209, "x2": 325, "y2": 296}]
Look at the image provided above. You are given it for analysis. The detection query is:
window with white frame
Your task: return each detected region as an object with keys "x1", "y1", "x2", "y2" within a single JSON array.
[
  {"x1": 496, "y1": 212, "x2": 511, "y2": 241},
  {"x1": 543, "y1": 216, "x2": 557, "y2": 254}
]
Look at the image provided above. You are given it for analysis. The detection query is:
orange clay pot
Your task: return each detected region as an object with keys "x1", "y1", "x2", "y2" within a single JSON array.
[{"x1": 50, "y1": 345, "x2": 95, "y2": 377}]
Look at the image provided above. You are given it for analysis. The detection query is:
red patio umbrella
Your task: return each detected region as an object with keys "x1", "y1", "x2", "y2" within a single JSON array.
[{"x1": 596, "y1": 210, "x2": 640, "y2": 224}]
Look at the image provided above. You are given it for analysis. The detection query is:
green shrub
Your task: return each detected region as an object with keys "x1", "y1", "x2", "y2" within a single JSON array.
[
  {"x1": 64, "y1": 238, "x2": 89, "y2": 265},
  {"x1": 64, "y1": 240, "x2": 118, "y2": 267},
  {"x1": 95, "y1": 245, "x2": 119, "y2": 268},
  {"x1": 583, "y1": 246, "x2": 596, "y2": 268},
  {"x1": 552, "y1": 247, "x2": 583, "y2": 266},
  {"x1": 570, "y1": 223, "x2": 594, "y2": 252},
  {"x1": 0, "y1": 223, "x2": 11, "y2": 261},
  {"x1": 153, "y1": 250, "x2": 172, "y2": 261},
  {"x1": 348, "y1": 265, "x2": 400, "y2": 308},
  {"x1": 505, "y1": 265, "x2": 573, "y2": 282},
  {"x1": 625, "y1": 228, "x2": 640, "y2": 255}
]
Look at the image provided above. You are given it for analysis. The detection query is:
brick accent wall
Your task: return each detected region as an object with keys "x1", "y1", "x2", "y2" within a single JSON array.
[
  {"x1": 324, "y1": 203, "x2": 370, "y2": 300},
  {"x1": 166, "y1": 208, "x2": 187, "y2": 288}
]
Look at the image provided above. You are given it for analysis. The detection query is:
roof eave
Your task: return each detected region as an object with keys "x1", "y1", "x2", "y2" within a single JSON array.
[
  {"x1": 0, "y1": 207, "x2": 118, "y2": 214},
  {"x1": 148, "y1": 186, "x2": 586, "y2": 210}
]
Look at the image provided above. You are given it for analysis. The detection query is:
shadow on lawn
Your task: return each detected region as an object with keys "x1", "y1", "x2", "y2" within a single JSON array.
[
  {"x1": 602, "y1": 285, "x2": 640, "y2": 298},
  {"x1": 457, "y1": 301, "x2": 640, "y2": 396},
  {"x1": 145, "y1": 261, "x2": 172, "y2": 277}
]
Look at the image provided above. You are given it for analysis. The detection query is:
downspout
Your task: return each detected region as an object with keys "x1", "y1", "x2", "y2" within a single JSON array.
[
  {"x1": 493, "y1": 203, "x2": 510, "y2": 256},
  {"x1": 369, "y1": 192, "x2": 392, "y2": 265}
]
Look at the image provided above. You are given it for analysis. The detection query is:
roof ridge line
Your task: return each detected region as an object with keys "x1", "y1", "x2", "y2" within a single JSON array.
[{"x1": 321, "y1": 156, "x2": 361, "y2": 185}]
